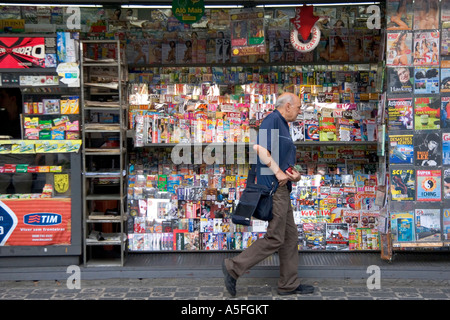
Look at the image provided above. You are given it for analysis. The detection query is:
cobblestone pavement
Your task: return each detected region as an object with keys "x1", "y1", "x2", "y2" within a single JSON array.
[{"x1": 0, "y1": 277, "x2": 449, "y2": 300}]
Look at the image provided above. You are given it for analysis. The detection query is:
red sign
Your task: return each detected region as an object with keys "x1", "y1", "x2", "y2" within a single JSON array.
[
  {"x1": 0, "y1": 37, "x2": 46, "y2": 68},
  {"x1": 0, "y1": 199, "x2": 71, "y2": 246}
]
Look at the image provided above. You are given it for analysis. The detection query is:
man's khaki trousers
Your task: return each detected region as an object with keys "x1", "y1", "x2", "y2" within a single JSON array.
[{"x1": 225, "y1": 184, "x2": 301, "y2": 293}]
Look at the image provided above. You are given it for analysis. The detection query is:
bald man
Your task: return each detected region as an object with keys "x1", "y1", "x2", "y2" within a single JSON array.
[{"x1": 222, "y1": 92, "x2": 314, "y2": 296}]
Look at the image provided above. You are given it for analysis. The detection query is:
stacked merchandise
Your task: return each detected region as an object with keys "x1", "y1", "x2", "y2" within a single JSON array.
[
  {"x1": 127, "y1": 143, "x2": 381, "y2": 251},
  {"x1": 386, "y1": 0, "x2": 450, "y2": 245}
]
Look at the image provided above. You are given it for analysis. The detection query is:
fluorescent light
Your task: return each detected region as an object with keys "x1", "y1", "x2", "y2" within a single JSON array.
[
  {"x1": 0, "y1": 3, "x2": 102, "y2": 6},
  {"x1": 256, "y1": 2, "x2": 380, "y2": 7},
  {"x1": 205, "y1": 5, "x2": 244, "y2": 8},
  {"x1": 121, "y1": 5, "x2": 172, "y2": 9}
]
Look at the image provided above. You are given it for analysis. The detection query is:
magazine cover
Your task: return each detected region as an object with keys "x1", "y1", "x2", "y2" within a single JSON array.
[
  {"x1": 329, "y1": 29, "x2": 349, "y2": 62},
  {"x1": 387, "y1": 97, "x2": 413, "y2": 130},
  {"x1": 442, "y1": 28, "x2": 450, "y2": 57},
  {"x1": 325, "y1": 223, "x2": 349, "y2": 250},
  {"x1": 391, "y1": 168, "x2": 415, "y2": 201},
  {"x1": 386, "y1": 31, "x2": 412, "y2": 66},
  {"x1": 414, "y1": 132, "x2": 441, "y2": 166},
  {"x1": 413, "y1": 0, "x2": 439, "y2": 30},
  {"x1": 387, "y1": 67, "x2": 414, "y2": 94},
  {"x1": 386, "y1": 0, "x2": 413, "y2": 30},
  {"x1": 414, "y1": 67, "x2": 439, "y2": 94},
  {"x1": 388, "y1": 134, "x2": 414, "y2": 164},
  {"x1": 413, "y1": 31, "x2": 440, "y2": 66},
  {"x1": 415, "y1": 209, "x2": 441, "y2": 241},
  {"x1": 444, "y1": 168, "x2": 450, "y2": 199},
  {"x1": 416, "y1": 169, "x2": 441, "y2": 201},
  {"x1": 443, "y1": 132, "x2": 450, "y2": 165},
  {"x1": 444, "y1": 208, "x2": 450, "y2": 241},
  {"x1": 441, "y1": 97, "x2": 450, "y2": 128},
  {"x1": 441, "y1": 69, "x2": 450, "y2": 92},
  {"x1": 414, "y1": 96, "x2": 440, "y2": 129},
  {"x1": 390, "y1": 211, "x2": 415, "y2": 241}
]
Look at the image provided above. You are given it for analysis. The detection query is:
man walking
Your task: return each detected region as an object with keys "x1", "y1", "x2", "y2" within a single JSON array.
[{"x1": 222, "y1": 92, "x2": 314, "y2": 296}]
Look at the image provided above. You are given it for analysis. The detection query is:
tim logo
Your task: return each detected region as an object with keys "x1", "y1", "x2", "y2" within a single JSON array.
[{"x1": 24, "y1": 213, "x2": 62, "y2": 226}]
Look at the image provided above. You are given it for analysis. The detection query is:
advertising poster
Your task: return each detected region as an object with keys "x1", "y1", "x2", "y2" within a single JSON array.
[
  {"x1": 230, "y1": 9, "x2": 266, "y2": 57},
  {"x1": 0, "y1": 199, "x2": 71, "y2": 246},
  {"x1": 0, "y1": 37, "x2": 45, "y2": 68}
]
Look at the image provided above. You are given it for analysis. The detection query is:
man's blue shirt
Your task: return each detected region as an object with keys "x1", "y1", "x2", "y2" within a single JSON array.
[{"x1": 255, "y1": 109, "x2": 296, "y2": 192}]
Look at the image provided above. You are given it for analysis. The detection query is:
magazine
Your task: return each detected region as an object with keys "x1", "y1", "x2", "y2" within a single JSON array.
[
  {"x1": 387, "y1": 67, "x2": 414, "y2": 94},
  {"x1": 386, "y1": 0, "x2": 413, "y2": 30},
  {"x1": 388, "y1": 134, "x2": 414, "y2": 164},
  {"x1": 416, "y1": 169, "x2": 441, "y2": 201},
  {"x1": 441, "y1": 69, "x2": 450, "y2": 92},
  {"x1": 444, "y1": 209, "x2": 450, "y2": 241},
  {"x1": 413, "y1": 31, "x2": 440, "y2": 66},
  {"x1": 444, "y1": 168, "x2": 450, "y2": 199},
  {"x1": 325, "y1": 223, "x2": 349, "y2": 250},
  {"x1": 415, "y1": 209, "x2": 441, "y2": 241},
  {"x1": 413, "y1": 0, "x2": 439, "y2": 30},
  {"x1": 441, "y1": 27, "x2": 450, "y2": 57},
  {"x1": 443, "y1": 132, "x2": 450, "y2": 165},
  {"x1": 387, "y1": 97, "x2": 413, "y2": 130},
  {"x1": 390, "y1": 168, "x2": 415, "y2": 201},
  {"x1": 414, "y1": 67, "x2": 439, "y2": 94},
  {"x1": 386, "y1": 31, "x2": 412, "y2": 66},
  {"x1": 390, "y1": 211, "x2": 415, "y2": 241},
  {"x1": 414, "y1": 96, "x2": 440, "y2": 129},
  {"x1": 414, "y1": 132, "x2": 441, "y2": 166}
]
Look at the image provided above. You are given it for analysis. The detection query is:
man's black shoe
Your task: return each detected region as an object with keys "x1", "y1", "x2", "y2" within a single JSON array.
[
  {"x1": 278, "y1": 284, "x2": 315, "y2": 296},
  {"x1": 222, "y1": 260, "x2": 237, "y2": 297}
]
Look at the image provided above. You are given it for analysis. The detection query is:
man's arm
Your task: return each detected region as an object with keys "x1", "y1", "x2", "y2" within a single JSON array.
[{"x1": 252, "y1": 144, "x2": 300, "y2": 186}]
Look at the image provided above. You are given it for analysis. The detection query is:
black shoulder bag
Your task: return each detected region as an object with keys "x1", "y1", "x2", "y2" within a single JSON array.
[{"x1": 232, "y1": 164, "x2": 275, "y2": 226}]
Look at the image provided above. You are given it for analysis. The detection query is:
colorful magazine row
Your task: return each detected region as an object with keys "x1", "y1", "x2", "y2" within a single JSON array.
[
  {"x1": 386, "y1": 0, "x2": 449, "y2": 31},
  {"x1": 388, "y1": 97, "x2": 450, "y2": 131},
  {"x1": 390, "y1": 208, "x2": 450, "y2": 242},
  {"x1": 387, "y1": 67, "x2": 450, "y2": 94},
  {"x1": 390, "y1": 168, "x2": 450, "y2": 201},
  {"x1": 387, "y1": 30, "x2": 446, "y2": 67},
  {"x1": 127, "y1": 222, "x2": 380, "y2": 251},
  {"x1": 389, "y1": 132, "x2": 450, "y2": 166}
]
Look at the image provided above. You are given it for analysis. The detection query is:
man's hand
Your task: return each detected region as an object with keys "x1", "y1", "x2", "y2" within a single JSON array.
[
  {"x1": 275, "y1": 170, "x2": 289, "y2": 187},
  {"x1": 285, "y1": 168, "x2": 301, "y2": 182}
]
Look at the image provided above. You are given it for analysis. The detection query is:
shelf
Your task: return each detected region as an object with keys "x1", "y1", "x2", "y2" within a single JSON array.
[
  {"x1": 85, "y1": 172, "x2": 122, "y2": 178},
  {"x1": 393, "y1": 242, "x2": 444, "y2": 248},
  {"x1": 136, "y1": 141, "x2": 378, "y2": 148},
  {"x1": 84, "y1": 258, "x2": 124, "y2": 267},
  {"x1": 86, "y1": 194, "x2": 124, "y2": 201},
  {"x1": 87, "y1": 213, "x2": 123, "y2": 223},
  {"x1": 84, "y1": 148, "x2": 123, "y2": 155},
  {"x1": 128, "y1": 61, "x2": 381, "y2": 69},
  {"x1": 84, "y1": 123, "x2": 122, "y2": 132}
]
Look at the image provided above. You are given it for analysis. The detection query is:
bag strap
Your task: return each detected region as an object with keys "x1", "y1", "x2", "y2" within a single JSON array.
[
  {"x1": 247, "y1": 164, "x2": 257, "y2": 185},
  {"x1": 247, "y1": 164, "x2": 276, "y2": 194}
]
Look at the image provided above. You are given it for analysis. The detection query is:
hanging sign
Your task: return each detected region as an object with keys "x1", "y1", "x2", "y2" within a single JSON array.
[
  {"x1": 172, "y1": 0, "x2": 205, "y2": 24},
  {"x1": 290, "y1": 5, "x2": 321, "y2": 53}
]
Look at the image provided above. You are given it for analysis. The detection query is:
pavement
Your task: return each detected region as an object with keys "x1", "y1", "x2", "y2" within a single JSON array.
[{"x1": 1, "y1": 276, "x2": 449, "y2": 301}]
